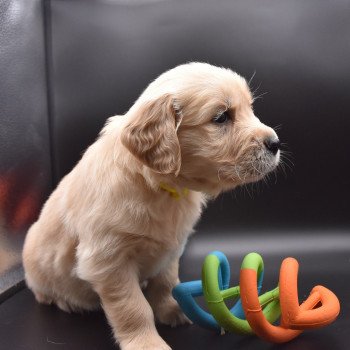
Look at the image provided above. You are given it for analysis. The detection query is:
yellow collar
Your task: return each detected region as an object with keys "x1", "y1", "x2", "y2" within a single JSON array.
[{"x1": 159, "y1": 182, "x2": 189, "y2": 200}]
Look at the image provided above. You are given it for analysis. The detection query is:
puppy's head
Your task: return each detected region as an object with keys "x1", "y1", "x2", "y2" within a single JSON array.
[{"x1": 121, "y1": 62, "x2": 280, "y2": 195}]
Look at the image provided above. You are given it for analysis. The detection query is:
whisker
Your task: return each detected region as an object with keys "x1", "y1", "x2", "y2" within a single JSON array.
[
  {"x1": 280, "y1": 151, "x2": 293, "y2": 157},
  {"x1": 248, "y1": 70, "x2": 257, "y2": 87},
  {"x1": 251, "y1": 82, "x2": 262, "y2": 98},
  {"x1": 244, "y1": 183, "x2": 253, "y2": 199},
  {"x1": 273, "y1": 124, "x2": 283, "y2": 131},
  {"x1": 280, "y1": 146, "x2": 293, "y2": 153},
  {"x1": 253, "y1": 91, "x2": 269, "y2": 101},
  {"x1": 280, "y1": 155, "x2": 294, "y2": 167},
  {"x1": 278, "y1": 161, "x2": 288, "y2": 178},
  {"x1": 279, "y1": 158, "x2": 293, "y2": 172}
]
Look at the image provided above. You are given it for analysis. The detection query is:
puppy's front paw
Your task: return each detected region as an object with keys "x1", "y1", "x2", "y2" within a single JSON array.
[
  {"x1": 121, "y1": 334, "x2": 171, "y2": 350},
  {"x1": 155, "y1": 297, "x2": 192, "y2": 328}
]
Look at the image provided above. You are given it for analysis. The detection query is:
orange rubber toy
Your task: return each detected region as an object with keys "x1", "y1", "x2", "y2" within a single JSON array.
[{"x1": 240, "y1": 254, "x2": 340, "y2": 343}]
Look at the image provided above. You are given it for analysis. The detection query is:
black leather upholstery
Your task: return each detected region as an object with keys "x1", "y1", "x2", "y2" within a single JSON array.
[
  {"x1": 0, "y1": 0, "x2": 349, "y2": 349},
  {"x1": 49, "y1": 0, "x2": 350, "y2": 230},
  {"x1": 0, "y1": 0, "x2": 52, "y2": 296}
]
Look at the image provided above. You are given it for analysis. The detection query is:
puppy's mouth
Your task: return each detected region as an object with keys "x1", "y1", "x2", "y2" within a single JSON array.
[
  {"x1": 220, "y1": 149, "x2": 280, "y2": 185},
  {"x1": 245, "y1": 150, "x2": 280, "y2": 182}
]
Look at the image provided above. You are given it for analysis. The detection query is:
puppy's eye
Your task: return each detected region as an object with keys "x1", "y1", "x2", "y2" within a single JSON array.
[{"x1": 212, "y1": 111, "x2": 229, "y2": 124}]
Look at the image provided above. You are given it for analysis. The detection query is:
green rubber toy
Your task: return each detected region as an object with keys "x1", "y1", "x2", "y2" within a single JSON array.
[{"x1": 202, "y1": 252, "x2": 280, "y2": 334}]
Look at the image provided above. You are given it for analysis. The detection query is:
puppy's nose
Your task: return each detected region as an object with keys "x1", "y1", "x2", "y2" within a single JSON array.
[{"x1": 264, "y1": 137, "x2": 280, "y2": 155}]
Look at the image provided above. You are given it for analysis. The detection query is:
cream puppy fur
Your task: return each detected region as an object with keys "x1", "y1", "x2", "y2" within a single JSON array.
[{"x1": 23, "y1": 62, "x2": 280, "y2": 350}]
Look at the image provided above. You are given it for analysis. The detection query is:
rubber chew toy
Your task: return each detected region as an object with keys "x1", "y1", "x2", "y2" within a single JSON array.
[
  {"x1": 279, "y1": 258, "x2": 340, "y2": 329},
  {"x1": 173, "y1": 251, "x2": 341, "y2": 343},
  {"x1": 201, "y1": 252, "x2": 280, "y2": 334},
  {"x1": 172, "y1": 251, "x2": 251, "y2": 331},
  {"x1": 173, "y1": 251, "x2": 280, "y2": 334},
  {"x1": 240, "y1": 253, "x2": 340, "y2": 343}
]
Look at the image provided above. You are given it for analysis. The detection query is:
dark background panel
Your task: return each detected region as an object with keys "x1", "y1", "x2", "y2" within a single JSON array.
[
  {"x1": 0, "y1": 0, "x2": 52, "y2": 293},
  {"x1": 49, "y1": 0, "x2": 350, "y2": 231}
]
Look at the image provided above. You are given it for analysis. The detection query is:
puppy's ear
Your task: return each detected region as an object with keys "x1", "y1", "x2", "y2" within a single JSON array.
[{"x1": 121, "y1": 94, "x2": 182, "y2": 175}]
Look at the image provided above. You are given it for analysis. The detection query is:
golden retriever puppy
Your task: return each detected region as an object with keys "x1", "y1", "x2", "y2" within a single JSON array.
[{"x1": 22, "y1": 62, "x2": 280, "y2": 349}]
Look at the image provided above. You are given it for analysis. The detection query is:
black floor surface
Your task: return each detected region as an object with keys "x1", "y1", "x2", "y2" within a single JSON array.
[{"x1": 0, "y1": 233, "x2": 349, "y2": 350}]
